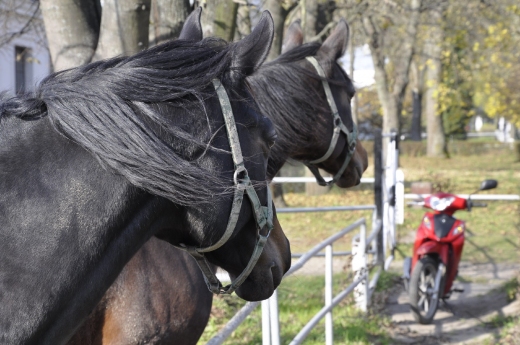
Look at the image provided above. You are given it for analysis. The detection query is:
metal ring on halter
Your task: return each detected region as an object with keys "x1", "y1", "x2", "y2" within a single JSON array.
[{"x1": 233, "y1": 165, "x2": 248, "y2": 186}]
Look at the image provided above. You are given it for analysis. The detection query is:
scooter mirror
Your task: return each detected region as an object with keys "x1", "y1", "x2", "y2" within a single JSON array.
[{"x1": 480, "y1": 179, "x2": 498, "y2": 191}]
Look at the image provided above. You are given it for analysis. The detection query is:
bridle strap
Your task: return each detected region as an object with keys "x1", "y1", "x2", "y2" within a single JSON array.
[
  {"x1": 184, "y1": 188, "x2": 272, "y2": 294},
  {"x1": 304, "y1": 56, "x2": 358, "y2": 186},
  {"x1": 176, "y1": 79, "x2": 273, "y2": 295},
  {"x1": 213, "y1": 79, "x2": 244, "y2": 169}
]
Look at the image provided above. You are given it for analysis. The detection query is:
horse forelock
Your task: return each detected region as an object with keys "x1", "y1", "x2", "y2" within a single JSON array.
[{"x1": 1, "y1": 38, "x2": 252, "y2": 206}]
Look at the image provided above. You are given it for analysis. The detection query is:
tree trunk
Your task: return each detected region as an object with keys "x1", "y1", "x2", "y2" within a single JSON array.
[
  {"x1": 94, "y1": 0, "x2": 151, "y2": 60},
  {"x1": 362, "y1": 0, "x2": 422, "y2": 136},
  {"x1": 264, "y1": 0, "x2": 286, "y2": 61},
  {"x1": 410, "y1": 60, "x2": 422, "y2": 141},
  {"x1": 424, "y1": 3, "x2": 447, "y2": 157},
  {"x1": 150, "y1": 0, "x2": 191, "y2": 45},
  {"x1": 40, "y1": 0, "x2": 101, "y2": 71},
  {"x1": 348, "y1": 32, "x2": 358, "y2": 124},
  {"x1": 201, "y1": 0, "x2": 238, "y2": 41},
  {"x1": 362, "y1": 15, "x2": 395, "y2": 134},
  {"x1": 411, "y1": 91, "x2": 422, "y2": 140},
  {"x1": 301, "y1": 0, "x2": 318, "y2": 41},
  {"x1": 235, "y1": 3, "x2": 251, "y2": 40}
]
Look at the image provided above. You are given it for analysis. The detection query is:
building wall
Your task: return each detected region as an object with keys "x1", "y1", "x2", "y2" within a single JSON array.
[{"x1": 0, "y1": 3, "x2": 51, "y2": 94}]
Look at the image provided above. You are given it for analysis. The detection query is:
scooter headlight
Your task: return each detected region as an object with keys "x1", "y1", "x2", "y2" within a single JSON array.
[
  {"x1": 453, "y1": 224, "x2": 465, "y2": 235},
  {"x1": 430, "y1": 196, "x2": 456, "y2": 211},
  {"x1": 423, "y1": 216, "x2": 431, "y2": 229}
]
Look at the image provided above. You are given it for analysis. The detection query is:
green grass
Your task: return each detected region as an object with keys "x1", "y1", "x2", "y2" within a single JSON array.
[
  {"x1": 503, "y1": 277, "x2": 519, "y2": 303},
  {"x1": 198, "y1": 273, "x2": 396, "y2": 345},
  {"x1": 481, "y1": 277, "x2": 520, "y2": 344},
  {"x1": 199, "y1": 144, "x2": 519, "y2": 344},
  {"x1": 489, "y1": 316, "x2": 520, "y2": 344}
]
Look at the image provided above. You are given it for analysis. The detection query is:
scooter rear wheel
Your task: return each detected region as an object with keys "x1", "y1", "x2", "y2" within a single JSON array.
[{"x1": 409, "y1": 256, "x2": 441, "y2": 324}]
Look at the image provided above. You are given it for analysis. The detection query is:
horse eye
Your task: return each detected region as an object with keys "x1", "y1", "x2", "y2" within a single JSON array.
[{"x1": 268, "y1": 134, "x2": 277, "y2": 149}]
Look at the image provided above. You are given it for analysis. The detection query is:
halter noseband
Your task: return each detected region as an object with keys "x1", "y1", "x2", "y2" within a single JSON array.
[
  {"x1": 304, "y1": 56, "x2": 358, "y2": 187},
  {"x1": 176, "y1": 79, "x2": 274, "y2": 295}
]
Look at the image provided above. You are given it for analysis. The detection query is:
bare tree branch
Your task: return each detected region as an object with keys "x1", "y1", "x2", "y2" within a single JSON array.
[{"x1": 0, "y1": 1, "x2": 41, "y2": 48}]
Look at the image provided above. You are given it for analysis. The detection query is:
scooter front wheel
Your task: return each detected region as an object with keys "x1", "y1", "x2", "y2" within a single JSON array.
[{"x1": 409, "y1": 256, "x2": 442, "y2": 324}]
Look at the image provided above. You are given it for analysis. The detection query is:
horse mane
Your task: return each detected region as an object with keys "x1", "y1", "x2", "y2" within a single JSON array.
[
  {"x1": 247, "y1": 42, "x2": 336, "y2": 178},
  {"x1": 0, "y1": 38, "x2": 247, "y2": 206}
]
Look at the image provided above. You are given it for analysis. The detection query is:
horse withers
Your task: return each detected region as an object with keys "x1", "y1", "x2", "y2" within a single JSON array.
[
  {"x1": 68, "y1": 13, "x2": 367, "y2": 345},
  {"x1": 0, "y1": 11, "x2": 290, "y2": 345}
]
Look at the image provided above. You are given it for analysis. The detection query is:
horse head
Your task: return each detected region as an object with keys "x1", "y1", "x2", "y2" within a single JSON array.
[
  {"x1": 260, "y1": 19, "x2": 368, "y2": 187},
  {"x1": 156, "y1": 9, "x2": 290, "y2": 301}
]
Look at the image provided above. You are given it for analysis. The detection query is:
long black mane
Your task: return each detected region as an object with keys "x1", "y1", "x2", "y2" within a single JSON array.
[
  {"x1": 247, "y1": 43, "x2": 336, "y2": 178},
  {"x1": 0, "y1": 38, "x2": 246, "y2": 206}
]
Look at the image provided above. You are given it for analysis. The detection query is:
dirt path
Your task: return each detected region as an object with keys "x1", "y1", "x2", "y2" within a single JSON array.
[{"x1": 384, "y1": 262, "x2": 520, "y2": 344}]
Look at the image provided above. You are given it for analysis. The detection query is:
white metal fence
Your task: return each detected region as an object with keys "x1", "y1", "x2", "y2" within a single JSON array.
[{"x1": 206, "y1": 131, "x2": 520, "y2": 345}]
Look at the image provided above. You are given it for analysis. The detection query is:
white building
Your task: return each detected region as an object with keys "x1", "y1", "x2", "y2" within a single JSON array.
[
  {"x1": 339, "y1": 44, "x2": 375, "y2": 89},
  {"x1": 0, "y1": 1, "x2": 51, "y2": 94}
]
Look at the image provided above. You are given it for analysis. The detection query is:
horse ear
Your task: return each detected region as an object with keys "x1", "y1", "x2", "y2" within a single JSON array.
[
  {"x1": 281, "y1": 19, "x2": 303, "y2": 54},
  {"x1": 230, "y1": 11, "x2": 274, "y2": 79},
  {"x1": 317, "y1": 19, "x2": 350, "y2": 64},
  {"x1": 179, "y1": 7, "x2": 203, "y2": 41}
]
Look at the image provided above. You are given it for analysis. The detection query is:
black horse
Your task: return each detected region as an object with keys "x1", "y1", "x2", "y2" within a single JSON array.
[
  {"x1": 0, "y1": 12, "x2": 291, "y2": 345},
  {"x1": 67, "y1": 14, "x2": 368, "y2": 345}
]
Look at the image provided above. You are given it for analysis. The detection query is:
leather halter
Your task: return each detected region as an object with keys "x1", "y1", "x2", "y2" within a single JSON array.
[
  {"x1": 304, "y1": 56, "x2": 358, "y2": 187},
  {"x1": 176, "y1": 79, "x2": 274, "y2": 295}
]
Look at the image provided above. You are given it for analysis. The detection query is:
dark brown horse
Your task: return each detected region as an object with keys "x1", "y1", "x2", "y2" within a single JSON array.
[
  {"x1": 68, "y1": 14, "x2": 367, "y2": 345},
  {"x1": 0, "y1": 11, "x2": 291, "y2": 345}
]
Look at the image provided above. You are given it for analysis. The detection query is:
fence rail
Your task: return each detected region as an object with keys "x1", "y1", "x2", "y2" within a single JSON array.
[
  {"x1": 276, "y1": 205, "x2": 375, "y2": 214},
  {"x1": 272, "y1": 177, "x2": 375, "y2": 184},
  {"x1": 404, "y1": 193, "x2": 520, "y2": 201}
]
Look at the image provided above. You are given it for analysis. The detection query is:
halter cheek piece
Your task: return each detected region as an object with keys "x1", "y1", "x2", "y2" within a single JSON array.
[
  {"x1": 304, "y1": 56, "x2": 358, "y2": 187},
  {"x1": 175, "y1": 79, "x2": 274, "y2": 295}
]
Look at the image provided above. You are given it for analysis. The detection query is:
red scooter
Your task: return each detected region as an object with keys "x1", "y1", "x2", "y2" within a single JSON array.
[{"x1": 403, "y1": 179, "x2": 498, "y2": 324}]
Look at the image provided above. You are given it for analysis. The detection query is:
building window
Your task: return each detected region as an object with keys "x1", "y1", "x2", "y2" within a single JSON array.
[{"x1": 15, "y1": 46, "x2": 28, "y2": 93}]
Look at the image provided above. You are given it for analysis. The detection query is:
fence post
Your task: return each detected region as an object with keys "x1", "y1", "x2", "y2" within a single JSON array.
[
  {"x1": 325, "y1": 244, "x2": 333, "y2": 345},
  {"x1": 373, "y1": 129, "x2": 384, "y2": 267},
  {"x1": 262, "y1": 300, "x2": 271, "y2": 345},
  {"x1": 384, "y1": 131, "x2": 397, "y2": 260},
  {"x1": 352, "y1": 223, "x2": 368, "y2": 312},
  {"x1": 269, "y1": 291, "x2": 281, "y2": 345},
  {"x1": 395, "y1": 168, "x2": 405, "y2": 225}
]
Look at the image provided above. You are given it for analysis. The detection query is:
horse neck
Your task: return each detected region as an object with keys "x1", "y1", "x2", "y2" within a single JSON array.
[{"x1": 0, "y1": 117, "x2": 171, "y2": 344}]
